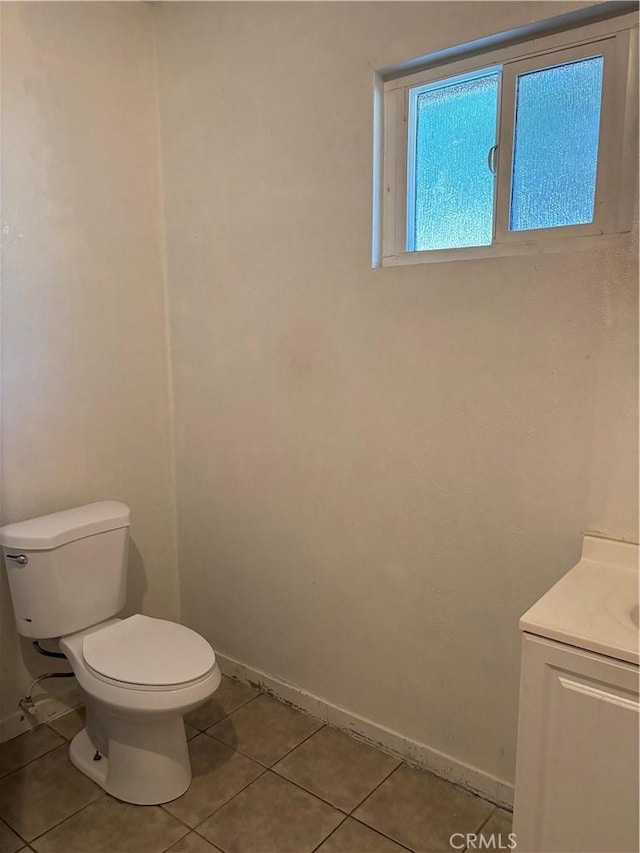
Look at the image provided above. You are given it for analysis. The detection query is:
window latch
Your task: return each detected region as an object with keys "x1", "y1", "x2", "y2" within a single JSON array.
[{"x1": 487, "y1": 144, "x2": 498, "y2": 175}]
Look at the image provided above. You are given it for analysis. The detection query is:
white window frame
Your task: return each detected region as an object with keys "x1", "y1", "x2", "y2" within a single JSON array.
[{"x1": 374, "y1": 10, "x2": 638, "y2": 268}]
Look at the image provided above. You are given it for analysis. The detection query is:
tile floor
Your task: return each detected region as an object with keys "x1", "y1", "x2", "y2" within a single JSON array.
[{"x1": 0, "y1": 677, "x2": 512, "y2": 853}]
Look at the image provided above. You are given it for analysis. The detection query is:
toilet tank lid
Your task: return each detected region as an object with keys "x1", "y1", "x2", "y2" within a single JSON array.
[{"x1": 0, "y1": 501, "x2": 130, "y2": 550}]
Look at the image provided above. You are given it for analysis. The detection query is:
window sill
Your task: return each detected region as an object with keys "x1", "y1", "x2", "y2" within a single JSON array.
[{"x1": 378, "y1": 231, "x2": 631, "y2": 269}]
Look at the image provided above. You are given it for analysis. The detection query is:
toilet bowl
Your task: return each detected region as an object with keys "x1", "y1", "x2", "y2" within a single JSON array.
[
  {"x1": 1, "y1": 501, "x2": 221, "y2": 805},
  {"x1": 60, "y1": 614, "x2": 221, "y2": 804}
]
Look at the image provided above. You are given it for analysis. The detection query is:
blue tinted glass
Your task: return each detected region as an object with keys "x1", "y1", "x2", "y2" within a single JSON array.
[
  {"x1": 412, "y1": 70, "x2": 499, "y2": 251},
  {"x1": 510, "y1": 56, "x2": 604, "y2": 231}
]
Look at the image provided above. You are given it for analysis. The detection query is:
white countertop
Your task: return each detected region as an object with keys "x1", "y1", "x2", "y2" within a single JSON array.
[{"x1": 520, "y1": 535, "x2": 639, "y2": 665}]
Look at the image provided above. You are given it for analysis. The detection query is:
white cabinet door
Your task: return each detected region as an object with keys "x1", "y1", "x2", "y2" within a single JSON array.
[{"x1": 513, "y1": 633, "x2": 639, "y2": 853}]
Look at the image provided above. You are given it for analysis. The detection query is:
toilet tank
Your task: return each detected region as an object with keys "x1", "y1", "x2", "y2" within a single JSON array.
[{"x1": 0, "y1": 501, "x2": 130, "y2": 639}]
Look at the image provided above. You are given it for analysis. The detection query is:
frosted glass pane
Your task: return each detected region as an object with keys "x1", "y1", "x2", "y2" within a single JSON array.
[
  {"x1": 413, "y1": 71, "x2": 499, "y2": 251},
  {"x1": 510, "y1": 56, "x2": 604, "y2": 232}
]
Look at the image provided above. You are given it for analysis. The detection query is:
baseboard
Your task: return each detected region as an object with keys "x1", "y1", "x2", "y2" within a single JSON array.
[
  {"x1": 0, "y1": 683, "x2": 83, "y2": 743},
  {"x1": 0, "y1": 655, "x2": 514, "y2": 808},
  {"x1": 217, "y1": 652, "x2": 514, "y2": 810}
]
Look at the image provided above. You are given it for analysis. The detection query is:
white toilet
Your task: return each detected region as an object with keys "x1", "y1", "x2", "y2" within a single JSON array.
[{"x1": 1, "y1": 501, "x2": 221, "y2": 805}]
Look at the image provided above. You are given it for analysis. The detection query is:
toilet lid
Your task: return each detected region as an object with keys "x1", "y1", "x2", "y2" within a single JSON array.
[{"x1": 82, "y1": 614, "x2": 216, "y2": 686}]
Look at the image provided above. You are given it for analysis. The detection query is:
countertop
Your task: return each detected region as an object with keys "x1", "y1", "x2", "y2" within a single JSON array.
[{"x1": 520, "y1": 535, "x2": 639, "y2": 665}]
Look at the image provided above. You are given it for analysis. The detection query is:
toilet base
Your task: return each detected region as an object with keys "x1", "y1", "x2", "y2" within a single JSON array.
[
  {"x1": 69, "y1": 713, "x2": 191, "y2": 805},
  {"x1": 69, "y1": 727, "x2": 109, "y2": 788}
]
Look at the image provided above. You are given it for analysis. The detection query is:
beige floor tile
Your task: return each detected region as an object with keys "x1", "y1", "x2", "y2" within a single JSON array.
[
  {"x1": 0, "y1": 727, "x2": 64, "y2": 779},
  {"x1": 185, "y1": 677, "x2": 259, "y2": 731},
  {"x1": 480, "y1": 807, "x2": 513, "y2": 841},
  {"x1": 274, "y1": 726, "x2": 400, "y2": 812},
  {"x1": 185, "y1": 723, "x2": 200, "y2": 740},
  {"x1": 162, "y1": 734, "x2": 263, "y2": 828},
  {"x1": 0, "y1": 745, "x2": 102, "y2": 841},
  {"x1": 0, "y1": 817, "x2": 24, "y2": 853},
  {"x1": 317, "y1": 818, "x2": 410, "y2": 852},
  {"x1": 166, "y1": 831, "x2": 224, "y2": 852},
  {"x1": 47, "y1": 707, "x2": 86, "y2": 742},
  {"x1": 31, "y1": 795, "x2": 188, "y2": 853},
  {"x1": 353, "y1": 764, "x2": 494, "y2": 853},
  {"x1": 197, "y1": 771, "x2": 343, "y2": 853},
  {"x1": 207, "y1": 694, "x2": 322, "y2": 767}
]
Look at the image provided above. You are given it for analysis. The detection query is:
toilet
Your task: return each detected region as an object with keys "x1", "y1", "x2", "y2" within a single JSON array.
[{"x1": 0, "y1": 501, "x2": 221, "y2": 805}]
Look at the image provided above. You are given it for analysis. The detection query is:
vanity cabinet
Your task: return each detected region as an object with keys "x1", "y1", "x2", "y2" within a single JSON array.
[{"x1": 513, "y1": 632, "x2": 639, "y2": 853}]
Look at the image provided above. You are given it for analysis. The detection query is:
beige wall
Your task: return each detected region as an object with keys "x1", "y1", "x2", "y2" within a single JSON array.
[
  {"x1": 155, "y1": 1, "x2": 638, "y2": 789},
  {"x1": 0, "y1": 3, "x2": 178, "y2": 725}
]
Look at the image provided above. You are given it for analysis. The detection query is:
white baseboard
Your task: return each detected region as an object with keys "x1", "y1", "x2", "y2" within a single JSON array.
[
  {"x1": 0, "y1": 684, "x2": 83, "y2": 743},
  {"x1": 217, "y1": 652, "x2": 514, "y2": 810},
  {"x1": 0, "y1": 654, "x2": 514, "y2": 808}
]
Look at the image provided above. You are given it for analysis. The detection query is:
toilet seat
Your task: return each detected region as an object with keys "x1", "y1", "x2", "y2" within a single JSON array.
[{"x1": 82, "y1": 614, "x2": 216, "y2": 689}]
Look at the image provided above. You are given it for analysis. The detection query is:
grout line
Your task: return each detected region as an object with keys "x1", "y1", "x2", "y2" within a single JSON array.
[
  {"x1": 191, "y1": 824, "x2": 231, "y2": 847},
  {"x1": 194, "y1": 712, "x2": 402, "y2": 834},
  {"x1": 349, "y1": 762, "x2": 403, "y2": 820},
  {"x1": 161, "y1": 724, "x2": 333, "y2": 838},
  {"x1": 347, "y1": 815, "x2": 416, "y2": 852},
  {"x1": 178, "y1": 764, "x2": 270, "y2": 833},
  {"x1": 347, "y1": 758, "x2": 403, "y2": 815},
  {"x1": 187, "y1": 687, "x2": 261, "y2": 733},
  {"x1": 348, "y1": 760, "x2": 404, "y2": 815},
  {"x1": 204, "y1": 706, "x2": 325, "y2": 771},
  {"x1": 265, "y1": 720, "x2": 326, "y2": 768},
  {"x1": 200, "y1": 730, "x2": 268, "y2": 767},
  {"x1": 345, "y1": 762, "x2": 497, "y2": 852},
  {"x1": 158, "y1": 797, "x2": 218, "y2": 837},
  {"x1": 155, "y1": 810, "x2": 200, "y2": 852},
  {"x1": 24, "y1": 790, "x2": 107, "y2": 847},
  {"x1": 264, "y1": 766, "x2": 350, "y2": 817},
  {"x1": 474, "y1": 805, "x2": 497, "y2": 835},
  {"x1": 203, "y1": 724, "x2": 324, "y2": 772},
  {"x1": 0, "y1": 814, "x2": 28, "y2": 846},
  {"x1": 178, "y1": 721, "x2": 372, "y2": 844},
  {"x1": 310, "y1": 812, "x2": 350, "y2": 853},
  {"x1": 214, "y1": 690, "x2": 415, "y2": 837},
  {"x1": 400, "y1": 755, "x2": 502, "y2": 813},
  {"x1": 268, "y1": 728, "x2": 402, "y2": 816},
  {"x1": 0, "y1": 728, "x2": 67, "y2": 782}
]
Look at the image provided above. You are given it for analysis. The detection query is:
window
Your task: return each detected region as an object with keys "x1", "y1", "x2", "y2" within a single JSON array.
[
  {"x1": 407, "y1": 66, "x2": 501, "y2": 252},
  {"x1": 374, "y1": 8, "x2": 638, "y2": 266}
]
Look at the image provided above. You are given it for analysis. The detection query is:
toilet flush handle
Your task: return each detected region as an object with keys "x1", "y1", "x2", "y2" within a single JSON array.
[{"x1": 6, "y1": 554, "x2": 28, "y2": 565}]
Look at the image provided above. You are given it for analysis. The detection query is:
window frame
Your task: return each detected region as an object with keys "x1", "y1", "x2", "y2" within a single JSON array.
[{"x1": 376, "y1": 11, "x2": 638, "y2": 268}]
